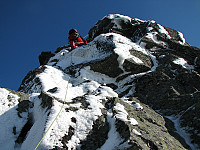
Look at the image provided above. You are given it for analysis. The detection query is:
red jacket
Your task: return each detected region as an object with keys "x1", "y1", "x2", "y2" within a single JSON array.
[{"x1": 68, "y1": 32, "x2": 87, "y2": 50}]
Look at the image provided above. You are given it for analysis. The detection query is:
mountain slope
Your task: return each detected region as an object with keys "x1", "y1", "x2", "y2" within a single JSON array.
[{"x1": 1, "y1": 14, "x2": 200, "y2": 150}]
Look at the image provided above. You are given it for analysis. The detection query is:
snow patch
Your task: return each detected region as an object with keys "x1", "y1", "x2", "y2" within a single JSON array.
[
  {"x1": 104, "y1": 33, "x2": 150, "y2": 70},
  {"x1": 147, "y1": 27, "x2": 154, "y2": 32},
  {"x1": 100, "y1": 109, "x2": 130, "y2": 150},
  {"x1": 133, "y1": 102, "x2": 143, "y2": 109},
  {"x1": 178, "y1": 31, "x2": 186, "y2": 45},
  {"x1": 166, "y1": 114, "x2": 198, "y2": 150},
  {"x1": 157, "y1": 24, "x2": 171, "y2": 39},
  {"x1": 159, "y1": 55, "x2": 166, "y2": 59},
  {"x1": 114, "y1": 103, "x2": 138, "y2": 125},
  {"x1": 105, "y1": 14, "x2": 132, "y2": 24},
  {"x1": 173, "y1": 58, "x2": 194, "y2": 70},
  {"x1": 132, "y1": 129, "x2": 141, "y2": 136},
  {"x1": 145, "y1": 32, "x2": 167, "y2": 47}
]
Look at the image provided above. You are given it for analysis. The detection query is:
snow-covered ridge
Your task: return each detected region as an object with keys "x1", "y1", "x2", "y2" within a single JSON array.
[
  {"x1": 105, "y1": 14, "x2": 132, "y2": 22},
  {"x1": 90, "y1": 14, "x2": 187, "y2": 49},
  {"x1": 104, "y1": 14, "x2": 132, "y2": 29},
  {"x1": 50, "y1": 33, "x2": 155, "y2": 74},
  {"x1": 2, "y1": 13, "x2": 200, "y2": 150},
  {"x1": 49, "y1": 40, "x2": 112, "y2": 70},
  {"x1": 17, "y1": 32, "x2": 158, "y2": 149}
]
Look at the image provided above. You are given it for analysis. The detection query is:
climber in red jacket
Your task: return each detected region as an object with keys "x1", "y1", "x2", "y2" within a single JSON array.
[{"x1": 68, "y1": 29, "x2": 87, "y2": 50}]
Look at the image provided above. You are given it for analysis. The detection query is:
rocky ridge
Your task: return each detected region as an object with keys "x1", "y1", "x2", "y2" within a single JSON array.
[{"x1": 1, "y1": 14, "x2": 200, "y2": 150}]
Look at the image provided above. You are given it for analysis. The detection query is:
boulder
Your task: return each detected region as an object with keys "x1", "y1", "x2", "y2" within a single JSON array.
[{"x1": 39, "y1": 51, "x2": 55, "y2": 66}]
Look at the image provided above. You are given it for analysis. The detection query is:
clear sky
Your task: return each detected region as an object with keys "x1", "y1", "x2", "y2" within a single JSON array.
[{"x1": 0, "y1": 0, "x2": 200, "y2": 91}]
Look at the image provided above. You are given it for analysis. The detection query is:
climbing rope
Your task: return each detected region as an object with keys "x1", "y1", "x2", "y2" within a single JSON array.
[
  {"x1": 83, "y1": 34, "x2": 88, "y2": 39},
  {"x1": 34, "y1": 77, "x2": 70, "y2": 150},
  {"x1": 34, "y1": 54, "x2": 73, "y2": 150},
  {"x1": 34, "y1": 33, "x2": 86, "y2": 149}
]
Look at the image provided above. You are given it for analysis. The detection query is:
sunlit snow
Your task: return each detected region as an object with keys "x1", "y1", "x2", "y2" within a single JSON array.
[{"x1": 173, "y1": 58, "x2": 194, "y2": 70}]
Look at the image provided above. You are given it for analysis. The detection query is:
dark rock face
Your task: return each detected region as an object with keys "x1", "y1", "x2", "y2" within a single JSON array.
[
  {"x1": 123, "y1": 50, "x2": 153, "y2": 74},
  {"x1": 15, "y1": 118, "x2": 33, "y2": 144},
  {"x1": 6, "y1": 88, "x2": 30, "y2": 102},
  {"x1": 39, "y1": 51, "x2": 55, "y2": 66},
  {"x1": 106, "y1": 97, "x2": 189, "y2": 150},
  {"x1": 86, "y1": 14, "x2": 200, "y2": 148},
  {"x1": 18, "y1": 65, "x2": 46, "y2": 93},
  {"x1": 90, "y1": 53, "x2": 123, "y2": 78},
  {"x1": 38, "y1": 92, "x2": 54, "y2": 110},
  {"x1": 87, "y1": 15, "x2": 148, "y2": 43},
  {"x1": 180, "y1": 101, "x2": 200, "y2": 145},
  {"x1": 80, "y1": 115, "x2": 109, "y2": 150},
  {"x1": 133, "y1": 44, "x2": 200, "y2": 147}
]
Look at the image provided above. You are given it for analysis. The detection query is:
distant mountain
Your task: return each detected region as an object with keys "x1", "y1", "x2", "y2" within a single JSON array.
[{"x1": 1, "y1": 14, "x2": 200, "y2": 150}]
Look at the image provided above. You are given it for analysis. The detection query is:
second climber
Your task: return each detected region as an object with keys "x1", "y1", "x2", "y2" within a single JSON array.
[{"x1": 68, "y1": 29, "x2": 87, "y2": 51}]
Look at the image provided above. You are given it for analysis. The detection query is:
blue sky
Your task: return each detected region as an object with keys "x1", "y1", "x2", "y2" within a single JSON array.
[{"x1": 0, "y1": 0, "x2": 200, "y2": 90}]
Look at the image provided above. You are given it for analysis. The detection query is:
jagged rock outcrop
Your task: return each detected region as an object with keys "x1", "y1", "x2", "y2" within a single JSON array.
[
  {"x1": 87, "y1": 14, "x2": 200, "y2": 148},
  {"x1": 39, "y1": 51, "x2": 55, "y2": 66},
  {"x1": 1, "y1": 14, "x2": 200, "y2": 150}
]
